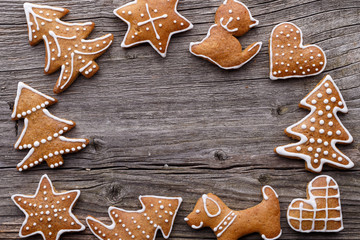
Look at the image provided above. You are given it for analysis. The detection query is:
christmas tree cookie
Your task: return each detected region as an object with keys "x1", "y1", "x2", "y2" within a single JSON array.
[
  {"x1": 275, "y1": 75, "x2": 354, "y2": 172},
  {"x1": 86, "y1": 195, "x2": 182, "y2": 240},
  {"x1": 11, "y1": 174, "x2": 85, "y2": 239},
  {"x1": 12, "y1": 82, "x2": 89, "y2": 171},
  {"x1": 23, "y1": 3, "x2": 113, "y2": 93}
]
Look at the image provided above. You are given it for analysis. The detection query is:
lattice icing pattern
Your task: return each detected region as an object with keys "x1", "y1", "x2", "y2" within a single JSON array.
[{"x1": 287, "y1": 175, "x2": 343, "y2": 232}]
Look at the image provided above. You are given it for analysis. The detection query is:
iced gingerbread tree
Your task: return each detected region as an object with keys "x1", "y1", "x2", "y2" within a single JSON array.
[
  {"x1": 24, "y1": 3, "x2": 113, "y2": 93},
  {"x1": 12, "y1": 82, "x2": 89, "y2": 171},
  {"x1": 275, "y1": 75, "x2": 354, "y2": 173}
]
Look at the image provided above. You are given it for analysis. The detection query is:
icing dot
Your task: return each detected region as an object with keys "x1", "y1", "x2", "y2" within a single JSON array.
[
  {"x1": 237, "y1": 17, "x2": 240, "y2": 20},
  {"x1": 319, "y1": 120, "x2": 324, "y2": 125},
  {"x1": 331, "y1": 97, "x2": 336, "y2": 102},
  {"x1": 336, "y1": 130, "x2": 341, "y2": 135},
  {"x1": 324, "y1": 151, "x2": 328, "y2": 155},
  {"x1": 319, "y1": 129, "x2": 325, "y2": 134},
  {"x1": 318, "y1": 110, "x2": 323, "y2": 116},
  {"x1": 329, "y1": 121, "x2": 334, "y2": 126},
  {"x1": 332, "y1": 154, "x2": 337, "y2": 158},
  {"x1": 310, "y1": 117, "x2": 316, "y2": 122},
  {"x1": 317, "y1": 93, "x2": 322, "y2": 98},
  {"x1": 317, "y1": 139, "x2": 322, "y2": 143},
  {"x1": 327, "y1": 131, "x2": 333, "y2": 136},
  {"x1": 308, "y1": 147, "x2": 313, "y2": 152},
  {"x1": 320, "y1": 62, "x2": 324, "y2": 65},
  {"x1": 327, "y1": 113, "x2": 332, "y2": 118},
  {"x1": 301, "y1": 124, "x2": 306, "y2": 129},
  {"x1": 326, "y1": 88, "x2": 332, "y2": 94},
  {"x1": 325, "y1": 83, "x2": 329, "y2": 87},
  {"x1": 229, "y1": 10, "x2": 232, "y2": 13},
  {"x1": 338, "y1": 101, "x2": 343, "y2": 106},
  {"x1": 128, "y1": 11, "x2": 132, "y2": 15},
  {"x1": 296, "y1": 146, "x2": 301, "y2": 151},
  {"x1": 310, "y1": 126, "x2": 315, "y2": 131},
  {"x1": 324, "y1": 141, "x2": 329, "y2": 146},
  {"x1": 338, "y1": 157, "x2": 343, "y2": 161},
  {"x1": 314, "y1": 159, "x2": 318, "y2": 163},
  {"x1": 326, "y1": 106, "x2": 331, "y2": 111},
  {"x1": 309, "y1": 138, "x2": 315, "y2": 143}
]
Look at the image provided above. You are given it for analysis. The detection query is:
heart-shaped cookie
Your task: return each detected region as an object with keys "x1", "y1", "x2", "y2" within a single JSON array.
[
  {"x1": 287, "y1": 175, "x2": 343, "y2": 233},
  {"x1": 269, "y1": 22, "x2": 326, "y2": 80}
]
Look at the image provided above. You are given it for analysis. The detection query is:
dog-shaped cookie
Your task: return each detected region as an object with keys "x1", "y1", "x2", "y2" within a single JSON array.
[
  {"x1": 185, "y1": 186, "x2": 281, "y2": 240},
  {"x1": 190, "y1": 0, "x2": 262, "y2": 69}
]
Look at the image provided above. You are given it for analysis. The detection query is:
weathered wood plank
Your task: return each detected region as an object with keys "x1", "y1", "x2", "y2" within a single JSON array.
[{"x1": 0, "y1": 0, "x2": 359, "y2": 239}]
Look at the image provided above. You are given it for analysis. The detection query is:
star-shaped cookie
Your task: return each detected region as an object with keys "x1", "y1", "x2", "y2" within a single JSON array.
[
  {"x1": 11, "y1": 174, "x2": 85, "y2": 240},
  {"x1": 114, "y1": 0, "x2": 193, "y2": 57}
]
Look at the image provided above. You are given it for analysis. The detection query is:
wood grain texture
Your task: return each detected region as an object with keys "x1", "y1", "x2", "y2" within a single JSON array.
[{"x1": 0, "y1": 0, "x2": 359, "y2": 239}]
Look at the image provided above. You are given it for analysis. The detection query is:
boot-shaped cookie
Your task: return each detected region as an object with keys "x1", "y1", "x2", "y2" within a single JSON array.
[{"x1": 190, "y1": 0, "x2": 262, "y2": 69}]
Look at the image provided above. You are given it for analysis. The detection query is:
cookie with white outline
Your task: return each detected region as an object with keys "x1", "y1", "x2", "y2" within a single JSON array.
[
  {"x1": 114, "y1": 0, "x2": 193, "y2": 57},
  {"x1": 269, "y1": 22, "x2": 326, "y2": 80},
  {"x1": 12, "y1": 82, "x2": 89, "y2": 171},
  {"x1": 86, "y1": 195, "x2": 182, "y2": 240},
  {"x1": 275, "y1": 75, "x2": 354, "y2": 173},
  {"x1": 190, "y1": 0, "x2": 262, "y2": 69},
  {"x1": 24, "y1": 2, "x2": 113, "y2": 93},
  {"x1": 185, "y1": 186, "x2": 282, "y2": 240},
  {"x1": 11, "y1": 174, "x2": 85, "y2": 239},
  {"x1": 287, "y1": 175, "x2": 343, "y2": 233}
]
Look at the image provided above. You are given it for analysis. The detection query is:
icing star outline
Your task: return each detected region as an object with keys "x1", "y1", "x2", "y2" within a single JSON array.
[
  {"x1": 114, "y1": 0, "x2": 193, "y2": 57},
  {"x1": 11, "y1": 174, "x2": 85, "y2": 240}
]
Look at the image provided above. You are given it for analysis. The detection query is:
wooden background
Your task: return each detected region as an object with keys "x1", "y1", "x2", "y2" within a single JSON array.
[{"x1": 0, "y1": 0, "x2": 359, "y2": 239}]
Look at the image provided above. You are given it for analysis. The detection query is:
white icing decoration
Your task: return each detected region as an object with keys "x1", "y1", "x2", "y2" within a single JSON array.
[
  {"x1": 261, "y1": 229, "x2": 282, "y2": 240},
  {"x1": 202, "y1": 194, "x2": 221, "y2": 218},
  {"x1": 287, "y1": 175, "x2": 343, "y2": 233},
  {"x1": 191, "y1": 221, "x2": 203, "y2": 229},
  {"x1": 262, "y1": 185, "x2": 279, "y2": 200},
  {"x1": 11, "y1": 174, "x2": 85, "y2": 239},
  {"x1": 269, "y1": 22, "x2": 327, "y2": 80},
  {"x1": 275, "y1": 75, "x2": 354, "y2": 172},
  {"x1": 137, "y1": 3, "x2": 168, "y2": 40},
  {"x1": 114, "y1": 0, "x2": 193, "y2": 57},
  {"x1": 219, "y1": 17, "x2": 238, "y2": 32}
]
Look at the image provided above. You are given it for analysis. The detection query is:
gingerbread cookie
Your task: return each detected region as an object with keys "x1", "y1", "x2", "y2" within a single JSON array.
[
  {"x1": 86, "y1": 195, "x2": 182, "y2": 239},
  {"x1": 24, "y1": 3, "x2": 113, "y2": 93},
  {"x1": 11, "y1": 174, "x2": 85, "y2": 239},
  {"x1": 269, "y1": 22, "x2": 326, "y2": 80},
  {"x1": 12, "y1": 82, "x2": 89, "y2": 171},
  {"x1": 185, "y1": 186, "x2": 282, "y2": 240},
  {"x1": 190, "y1": 0, "x2": 261, "y2": 69},
  {"x1": 114, "y1": 0, "x2": 193, "y2": 57},
  {"x1": 287, "y1": 175, "x2": 343, "y2": 233},
  {"x1": 275, "y1": 75, "x2": 354, "y2": 173}
]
